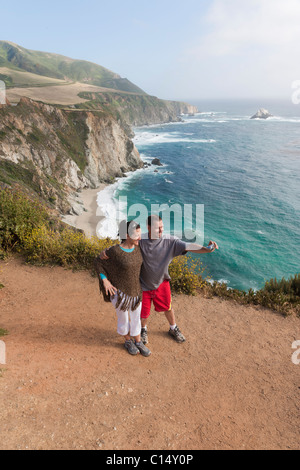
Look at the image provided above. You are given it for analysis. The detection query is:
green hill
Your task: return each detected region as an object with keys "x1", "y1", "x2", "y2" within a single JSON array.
[{"x1": 0, "y1": 41, "x2": 146, "y2": 94}]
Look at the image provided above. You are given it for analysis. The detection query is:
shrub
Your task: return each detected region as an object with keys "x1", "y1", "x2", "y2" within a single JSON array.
[
  {"x1": 0, "y1": 188, "x2": 49, "y2": 251},
  {"x1": 0, "y1": 188, "x2": 115, "y2": 271},
  {"x1": 169, "y1": 255, "x2": 206, "y2": 295},
  {"x1": 264, "y1": 275, "x2": 300, "y2": 299},
  {"x1": 207, "y1": 275, "x2": 300, "y2": 317},
  {"x1": 21, "y1": 224, "x2": 114, "y2": 271},
  {"x1": 254, "y1": 275, "x2": 300, "y2": 315}
]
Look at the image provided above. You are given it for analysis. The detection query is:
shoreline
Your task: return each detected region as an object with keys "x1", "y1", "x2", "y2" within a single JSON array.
[
  {"x1": 61, "y1": 185, "x2": 108, "y2": 238},
  {"x1": 62, "y1": 154, "x2": 150, "y2": 239},
  {"x1": 60, "y1": 123, "x2": 174, "y2": 240}
]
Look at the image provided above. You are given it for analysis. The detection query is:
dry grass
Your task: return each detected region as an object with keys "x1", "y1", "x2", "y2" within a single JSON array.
[{"x1": 6, "y1": 81, "x2": 140, "y2": 105}]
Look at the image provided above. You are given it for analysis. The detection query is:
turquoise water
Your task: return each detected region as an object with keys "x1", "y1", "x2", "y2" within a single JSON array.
[{"x1": 113, "y1": 100, "x2": 300, "y2": 291}]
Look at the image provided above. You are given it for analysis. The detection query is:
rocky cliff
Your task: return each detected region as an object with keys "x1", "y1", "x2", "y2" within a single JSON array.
[
  {"x1": 76, "y1": 92, "x2": 198, "y2": 134},
  {"x1": 0, "y1": 98, "x2": 142, "y2": 215}
]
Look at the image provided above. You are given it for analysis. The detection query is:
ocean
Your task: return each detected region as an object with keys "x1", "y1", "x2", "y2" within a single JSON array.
[{"x1": 96, "y1": 99, "x2": 300, "y2": 292}]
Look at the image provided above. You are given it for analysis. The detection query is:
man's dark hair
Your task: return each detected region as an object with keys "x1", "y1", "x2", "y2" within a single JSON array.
[
  {"x1": 147, "y1": 214, "x2": 162, "y2": 227},
  {"x1": 118, "y1": 220, "x2": 141, "y2": 242}
]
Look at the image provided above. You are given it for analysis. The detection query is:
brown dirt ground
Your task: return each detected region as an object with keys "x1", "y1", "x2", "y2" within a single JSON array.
[{"x1": 0, "y1": 254, "x2": 299, "y2": 450}]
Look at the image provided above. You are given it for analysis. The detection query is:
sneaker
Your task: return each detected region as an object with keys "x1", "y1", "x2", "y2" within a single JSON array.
[
  {"x1": 168, "y1": 326, "x2": 186, "y2": 343},
  {"x1": 134, "y1": 341, "x2": 152, "y2": 357},
  {"x1": 141, "y1": 327, "x2": 149, "y2": 345},
  {"x1": 124, "y1": 339, "x2": 140, "y2": 355}
]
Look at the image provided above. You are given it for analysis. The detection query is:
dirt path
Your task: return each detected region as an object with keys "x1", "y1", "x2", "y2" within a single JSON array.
[{"x1": 0, "y1": 255, "x2": 299, "y2": 450}]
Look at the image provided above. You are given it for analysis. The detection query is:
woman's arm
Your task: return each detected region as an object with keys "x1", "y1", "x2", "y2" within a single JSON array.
[
  {"x1": 102, "y1": 278, "x2": 118, "y2": 296},
  {"x1": 98, "y1": 248, "x2": 111, "y2": 260},
  {"x1": 94, "y1": 248, "x2": 118, "y2": 297}
]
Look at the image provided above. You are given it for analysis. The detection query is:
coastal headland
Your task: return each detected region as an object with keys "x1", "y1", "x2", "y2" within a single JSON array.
[{"x1": 0, "y1": 41, "x2": 299, "y2": 452}]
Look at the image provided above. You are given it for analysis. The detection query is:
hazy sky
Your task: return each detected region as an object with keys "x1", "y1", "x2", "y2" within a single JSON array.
[{"x1": 1, "y1": 0, "x2": 300, "y2": 101}]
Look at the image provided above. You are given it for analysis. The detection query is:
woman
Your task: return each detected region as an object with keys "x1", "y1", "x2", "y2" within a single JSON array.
[{"x1": 94, "y1": 220, "x2": 151, "y2": 357}]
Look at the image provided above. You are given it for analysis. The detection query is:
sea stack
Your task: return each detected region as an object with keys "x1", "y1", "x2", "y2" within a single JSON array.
[
  {"x1": 251, "y1": 108, "x2": 273, "y2": 120},
  {"x1": 151, "y1": 158, "x2": 163, "y2": 166}
]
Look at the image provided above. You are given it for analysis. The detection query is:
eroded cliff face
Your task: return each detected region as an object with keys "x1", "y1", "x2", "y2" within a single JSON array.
[
  {"x1": 0, "y1": 98, "x2": 142, "y2": 214},
  {"x1": 84, "y1": 111, "x2": 141, "y2": 187},
  {"x1": 76, "y1": 92, "x2": 199, "y2": 131},
  {"x1": 166, "y1": 101, "x2": 198, "y2": 117}
]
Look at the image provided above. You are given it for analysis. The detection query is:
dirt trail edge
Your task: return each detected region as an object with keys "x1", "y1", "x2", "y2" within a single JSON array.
[{"x1": 0, "y1": 255, "x2": 299, "y2": 450}]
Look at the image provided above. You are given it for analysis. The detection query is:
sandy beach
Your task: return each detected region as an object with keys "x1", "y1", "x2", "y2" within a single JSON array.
[{"x1": 61, "y1": 185, "x2": 108, "y2": 238}]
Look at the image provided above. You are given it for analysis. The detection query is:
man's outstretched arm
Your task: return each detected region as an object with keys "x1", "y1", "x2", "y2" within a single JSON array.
[{"x1": 186, "y1": 240, "x2": 219, "y2": 254}]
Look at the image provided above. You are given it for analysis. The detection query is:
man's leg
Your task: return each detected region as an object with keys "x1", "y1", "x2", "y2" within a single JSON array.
[
  {"x1": 141, "y1": 319, "x2": 149, "y2": 344},
  {"x1": 153, "y1": 281, "x2": 186, "y2": 343},
  {"x1": 164, "y1": 307, "x2": 176, "y2": 327},
  {"x1": 164, "y1": 307, "x2": 186, "y2": 343}
]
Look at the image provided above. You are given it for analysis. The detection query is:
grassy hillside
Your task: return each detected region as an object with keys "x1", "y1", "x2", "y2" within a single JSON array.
[
  {"x1": 0, "y1": 41, "x2": 146, "y2": 94},
  {"x1": 0, "y1": 66, "x2": 70, "y2": 88},
  {"x1": 0, "y1": 41, "x2": 198, "y2": 127}
]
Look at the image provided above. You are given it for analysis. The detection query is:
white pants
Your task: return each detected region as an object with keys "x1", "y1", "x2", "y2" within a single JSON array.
[{"x1": 111, "y1": 292, "x2": 142, "y2": 338}]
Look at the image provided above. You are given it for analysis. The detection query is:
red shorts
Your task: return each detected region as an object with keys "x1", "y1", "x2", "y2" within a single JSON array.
[{"x1": 141, "y1": 280, "x2": 172, "y2": 319}]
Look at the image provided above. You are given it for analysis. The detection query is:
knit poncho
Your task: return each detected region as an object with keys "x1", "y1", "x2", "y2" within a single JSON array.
[{"x1": 94, "y1": 245, "x2": 143, "y2": 311}]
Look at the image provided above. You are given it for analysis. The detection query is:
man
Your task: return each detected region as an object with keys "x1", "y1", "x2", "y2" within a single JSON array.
[{"x1": 99, "y1": 215, "x2": 219, "y2": 344}]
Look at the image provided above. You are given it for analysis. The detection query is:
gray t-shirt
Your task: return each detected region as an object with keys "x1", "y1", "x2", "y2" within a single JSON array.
[{"x1": 139, "y1": 235, "x2": 187, "y2": 291}]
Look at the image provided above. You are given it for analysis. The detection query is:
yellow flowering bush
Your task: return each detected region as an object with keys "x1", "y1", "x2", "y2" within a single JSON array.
[
  {"x1": 0, "y1": 187, "x2": 49, "y2": 253},
  {"x1": 21, "y1": 224, "x2": 115, "y2": 270},
  {"x1": 169, "y1": 255, "x2": 207, "y2": 295}
]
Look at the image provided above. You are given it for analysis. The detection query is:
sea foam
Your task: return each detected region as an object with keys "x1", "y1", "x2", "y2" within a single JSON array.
[
  {"x1": 133, "y1": 131, "x2": 216, "y2": 145},
  {"x1": 96, "y1": 182, "x2": 122, "y2": 239}
]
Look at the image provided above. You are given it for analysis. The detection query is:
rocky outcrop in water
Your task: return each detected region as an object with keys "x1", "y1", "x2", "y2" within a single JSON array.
[
  {"x1": 251, "y1": 108, "x2": 273, "y2": 120},
  {"x1": 151, "y1": 158, "x2": 163, "y2": 166}
]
